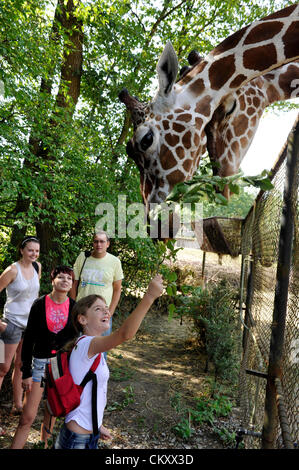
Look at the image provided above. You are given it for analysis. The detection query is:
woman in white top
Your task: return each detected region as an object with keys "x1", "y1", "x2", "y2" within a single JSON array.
[
  {"x1": 55, "y1": 274, "x2": 163, "y2": 449},
  {"x1": 0, "y1": 236, "x2": 41, "y2": 428}
]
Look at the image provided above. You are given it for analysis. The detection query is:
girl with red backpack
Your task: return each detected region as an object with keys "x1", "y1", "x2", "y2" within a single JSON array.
[{"x1": 54, "y1": 274, "x2": 163, "y2": 449}]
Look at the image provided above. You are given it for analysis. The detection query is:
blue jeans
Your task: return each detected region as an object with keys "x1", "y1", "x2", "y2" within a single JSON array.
[
  {"x1": 32, "y1": 357, "x2": 49, "y2": 383},
  {"x1": 101, "y1": 317, "x2": 112, "y2": 361},
  {"x1": 55, "y1": 423, "x2": 100, "y2": 449}
]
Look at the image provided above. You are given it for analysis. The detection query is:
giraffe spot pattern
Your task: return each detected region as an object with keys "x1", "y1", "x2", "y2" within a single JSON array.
[
  {"x1": 195, "y1": 96, "x2": 212, "y2": 117},
  {"x1": 231, "y1": 141, "x2": 240, "y2": 156},
  {"x1": 165, "y1": 133, "x2": 180, "y2": 147},
  {"x1": 266, "y1": 84, "x2": 281, "y2": 102},
  {"x1": 182, "y1": 131, "x2": 192, "y2": 149},
  {"x1": 176, "y1": 146, "x2": 185, "y2": 159},
  {"x1": 283, "y1": 22, "x2": 299, "y2": 59},
  {"x1": 244, "y1": 21, "x2": 283, "y2": 44},
  {"x1": 173, "y1": 122, "x2": 186, "y2": 133},
  {"x1": 159, "y1": 144, "x2": 178, "y2": 170},
  {"x1": 250, "y1": 116, "x2": 257, "y2": 127},
  {"x1": 230, "y1": 74, "x2": 247, "y2": 88},
  {"x1": 189, "y1": 77, "x2": 205, "y2": 96},
  {"x1": 239, "y1": 95, "x2": 246, "y2": 111},
  {"x1": 279, "y1": 63, "x2": 299, "y2": 97},
  {"x1": 211, "y1": 26, "x2": 248, "y2": 55},
  {"x1": 176, "y1": 113, "x2": 192, "y2": 122},
  {"x1": 167, "y1": 169, "x2": 185, "y2": 185},
  {"x1": 243, "y1": 44, "x2": 277, "y2": 71},
  {"x1": 265, "y1": 4, "x2": 297, "y2": 20},
  {"x1": 195, "y1": 117, "x2": 203, "y2": 129},
  {"x1": 183, "y1": 159, "x2": 193, "y2": 172},
  {"x1": 180, "y1": 60, "x2": 207, "y2": 84},
  {"x1": 232, "y1": 114, "x2": 249, "y2": 137},
  {"x1": 193, "y1": 133, "x2": 200, "y2": 147},
  {"x1": 253, "y1": 96, "x2": 261, "y2": 107},
  {"x1": 240, "y1": 137, "x2": 248, "y2": 148},
  {"x1": 209, "y1": 55, "x2": 236, "y2": 90}
]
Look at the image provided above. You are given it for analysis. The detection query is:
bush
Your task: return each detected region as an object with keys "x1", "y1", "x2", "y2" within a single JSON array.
[{"x1": 174, "y1": 279, "x2": 241, "y2": 384}]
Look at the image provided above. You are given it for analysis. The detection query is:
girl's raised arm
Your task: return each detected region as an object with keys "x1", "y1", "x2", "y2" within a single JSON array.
[{"x1": 88, "y1": 275, "x2": 164, "y2": 357}]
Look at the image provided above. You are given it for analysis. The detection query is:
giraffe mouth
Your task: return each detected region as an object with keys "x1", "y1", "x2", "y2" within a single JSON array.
[{"x1": 126, "y1": 140, "x2": 143, "y2": 169}]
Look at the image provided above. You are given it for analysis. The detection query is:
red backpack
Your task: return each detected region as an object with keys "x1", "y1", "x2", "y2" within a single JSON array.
[{"x1": 45, "y1": 336, "x2": 101, "y2": 434}]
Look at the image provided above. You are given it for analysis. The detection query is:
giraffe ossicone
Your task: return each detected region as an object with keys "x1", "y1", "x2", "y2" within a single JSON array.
[{"x1": 119, "y1": 4, "x2": 299, "y2": 238}]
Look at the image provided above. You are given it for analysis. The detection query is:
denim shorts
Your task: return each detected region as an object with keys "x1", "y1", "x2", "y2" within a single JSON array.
[
  {"x1": 55, "y1": 423, "x2": 100, "y2": 449},
  {"x1": 32, "y1": 357, "x2": 49, "y2": 383},
  {"x1": 0, "y1": 320, "x2": 24, "y2": 344}
]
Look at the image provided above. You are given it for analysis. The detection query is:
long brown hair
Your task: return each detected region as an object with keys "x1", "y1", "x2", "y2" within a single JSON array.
[
  {"x1": 63, "y1": 294, "x2": 106, "y2": 353},
  {"x1": 72, "y1": 294, "x2": 106, "y2": 333}
]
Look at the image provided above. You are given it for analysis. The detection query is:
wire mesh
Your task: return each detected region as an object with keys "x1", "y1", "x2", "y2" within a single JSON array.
[{"x1": 239, "y1": 118, "x2": 299, "y2": 449}]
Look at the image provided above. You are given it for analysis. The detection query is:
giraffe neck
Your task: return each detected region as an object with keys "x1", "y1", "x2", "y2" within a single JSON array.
[
  {"x1": 178, "y1": 4, "x2": 299, "y2": 129},
  {"x1": 206, "y1": 60, "x2": 299, "y2": 181}
]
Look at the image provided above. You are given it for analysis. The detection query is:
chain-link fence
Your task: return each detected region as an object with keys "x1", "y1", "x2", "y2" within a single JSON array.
[{"x1": 238, "y1": 115, "x2": 299, "y2": 449}]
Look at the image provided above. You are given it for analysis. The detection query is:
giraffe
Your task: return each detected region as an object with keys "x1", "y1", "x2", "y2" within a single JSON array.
[
  {"x1": 119, "y1": 4, "x2": 299, "y2": 236},
  {"x1": 186, "y1": 53, "x2": 299, "y2": 197}
]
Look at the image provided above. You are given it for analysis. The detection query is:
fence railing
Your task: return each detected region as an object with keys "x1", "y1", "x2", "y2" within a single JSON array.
[{"x1": 238, "y1": 114, "x2": 299, "y2": 449}]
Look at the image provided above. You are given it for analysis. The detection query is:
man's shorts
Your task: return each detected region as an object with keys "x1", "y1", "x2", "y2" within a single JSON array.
[{"x1": 0, "y1": 320, "x2": 24, "y2": 344}]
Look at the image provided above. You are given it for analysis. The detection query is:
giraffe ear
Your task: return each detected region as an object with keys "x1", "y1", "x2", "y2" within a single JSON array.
[{"x1": 156, "y1": 42, "x2": 178, "y2": 97}]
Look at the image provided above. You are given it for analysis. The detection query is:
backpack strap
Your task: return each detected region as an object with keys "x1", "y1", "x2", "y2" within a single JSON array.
[
  {"x1": 80, "y1": 354, "x2": 101, "y2": 436},
  {"x1": 76, "y1": 251, "x2": 91, "y2": 295},
  {"x1": 32, "y1": 261, "x2": 39, "y2": 275}
]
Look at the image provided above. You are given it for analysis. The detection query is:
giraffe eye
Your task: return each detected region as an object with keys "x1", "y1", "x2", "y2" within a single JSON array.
[{"x1": 140, "y1": 130, "x2": 154, "y2": 151}]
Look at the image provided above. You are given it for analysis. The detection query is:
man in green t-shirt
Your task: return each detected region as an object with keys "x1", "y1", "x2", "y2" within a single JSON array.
[{"x1": 70, "y1": 231, "x2": 123, "y2": 356}]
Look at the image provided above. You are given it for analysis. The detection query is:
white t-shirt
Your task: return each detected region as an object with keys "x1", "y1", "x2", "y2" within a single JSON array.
[{"x1": 65, "y1": 336, "x2": 109, "y2": 432}]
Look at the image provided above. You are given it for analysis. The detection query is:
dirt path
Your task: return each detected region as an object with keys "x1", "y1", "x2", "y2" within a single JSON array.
[{"x1": 98, "y1": 312, "x2": 226, "y2": 449}]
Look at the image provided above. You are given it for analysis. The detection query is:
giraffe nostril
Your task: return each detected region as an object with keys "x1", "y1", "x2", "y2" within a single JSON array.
[{"x1": 140, "y1": 130, "x2": 154, "y2": 151}]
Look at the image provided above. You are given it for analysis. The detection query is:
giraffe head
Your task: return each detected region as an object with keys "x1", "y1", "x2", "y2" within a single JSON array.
[{"x1": 119, "y1": 43, "x2": 206, "y2": 218}]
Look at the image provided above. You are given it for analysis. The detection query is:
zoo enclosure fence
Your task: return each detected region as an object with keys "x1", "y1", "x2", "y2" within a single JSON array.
[{"x1": 238, "y1": 114, "x2": 299, "y2": 449}]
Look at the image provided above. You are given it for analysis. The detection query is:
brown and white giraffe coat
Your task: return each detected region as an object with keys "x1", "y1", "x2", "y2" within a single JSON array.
[
  {"x1": 119, "y1": 4, "x2": 299, "y2": 224},
  {"x1": 206, "y1": 60, "x2": 299, "y2": 181}
]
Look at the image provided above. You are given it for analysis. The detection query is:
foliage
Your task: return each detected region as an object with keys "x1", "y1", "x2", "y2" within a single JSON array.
[
  {"x1": 0, "y1": 0, "x2": 295, "y2": 289},
  {"x1": 171, "y1": 392, "x2": 235, "y2": 446},
  {"x1": 165, "y1": 156, "x2": 273, "y2": 209},
  {"x1": 172, "y1": 279, "x2": 241, "y2": 384},
  {"x1": 110, "y1": 238, "x2": 181, "y2": 311},
  {"x1": 106, "y1": 385, "x2": 135, "y2": 411}
]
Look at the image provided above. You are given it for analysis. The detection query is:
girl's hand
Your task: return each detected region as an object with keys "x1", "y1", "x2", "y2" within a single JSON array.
[
  {"x1": 0, "y1": 320, "x2": 7, "y2": 333},
  {"x1": 100, "y1": 424, "x2": 112, "y2": 440},
  {"x1": 22, "y1": 377, "x2": 33, "y2": 393},
  {"x1": 146, "y1": 274, "x2": 164, "y2": 300}
]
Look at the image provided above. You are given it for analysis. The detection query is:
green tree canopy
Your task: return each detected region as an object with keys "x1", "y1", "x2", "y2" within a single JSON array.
[{"x1": 0, "y1": 0, "x2": 295, "y2": 289}]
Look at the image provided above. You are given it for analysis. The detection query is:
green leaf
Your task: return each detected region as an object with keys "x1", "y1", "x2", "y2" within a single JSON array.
[{"x1": 168, "y1": 303, "x2": 176, "y2": 321}]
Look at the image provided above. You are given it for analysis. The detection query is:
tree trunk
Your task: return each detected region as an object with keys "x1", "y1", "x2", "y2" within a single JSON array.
[
  {"x1": 9, "y1": 0, "x2": 84, "y2": 274},
  {"x1": 9, "y1": 0, "x2": 62, "y2": 254}
]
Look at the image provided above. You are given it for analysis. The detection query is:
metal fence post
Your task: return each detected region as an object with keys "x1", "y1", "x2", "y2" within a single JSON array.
[{"x1": 261, "y1": 117, "x2": 299, "y2": 449}]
